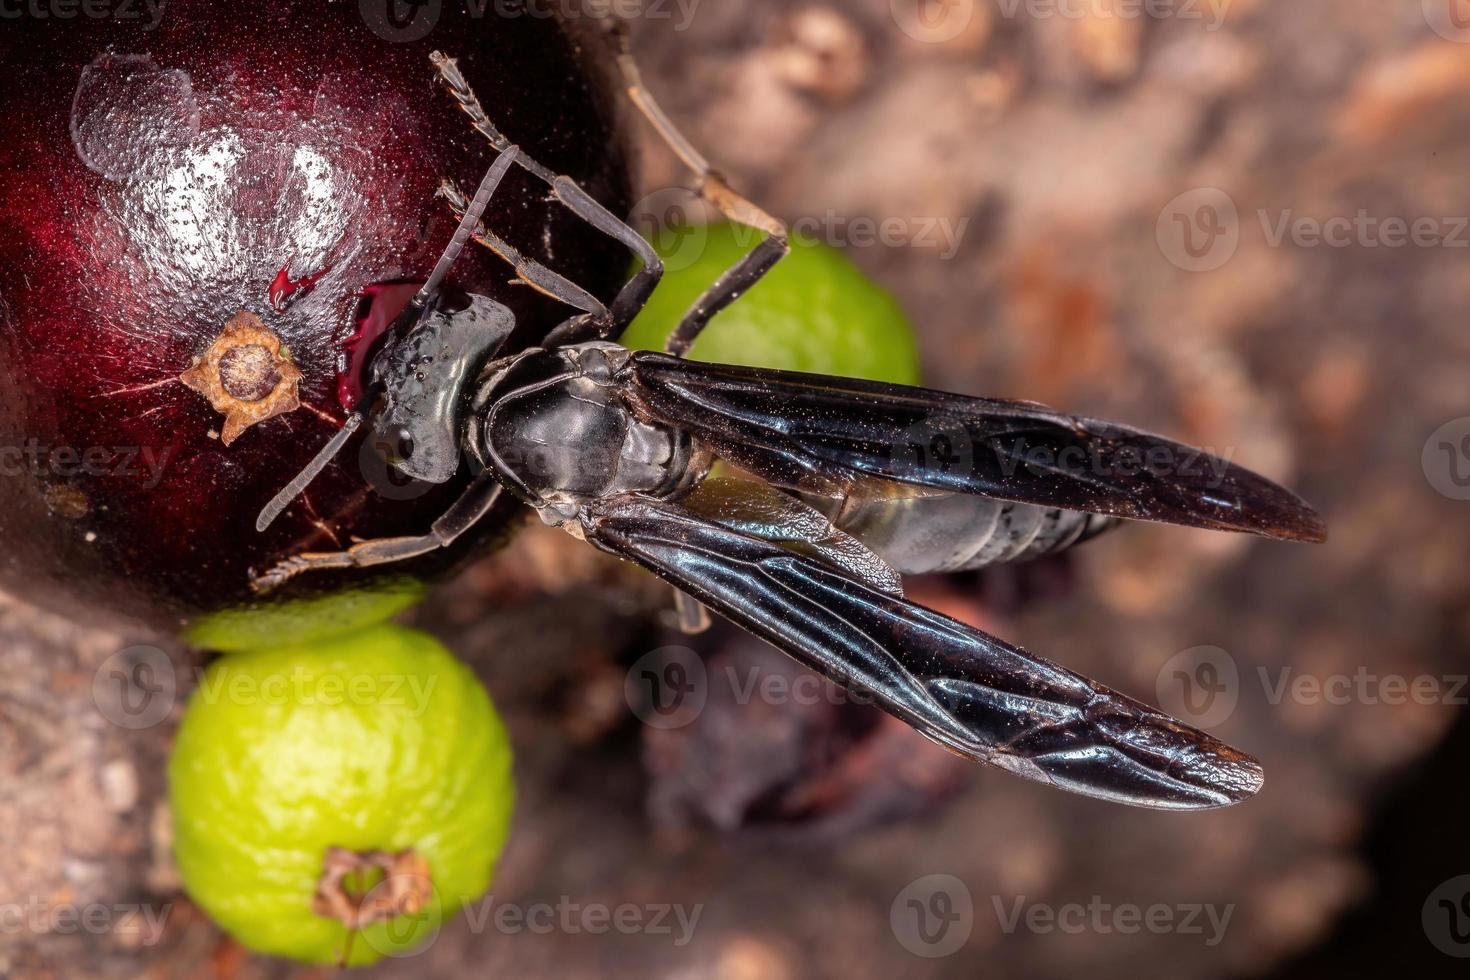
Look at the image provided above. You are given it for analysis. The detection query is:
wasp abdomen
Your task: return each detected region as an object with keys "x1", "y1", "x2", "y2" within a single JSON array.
[{"x1": 810, "y1": 492, "x2": 1117, "y2": 576}]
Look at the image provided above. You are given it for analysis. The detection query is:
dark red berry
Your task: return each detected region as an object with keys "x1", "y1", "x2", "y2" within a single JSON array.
[{"x1": 0, "y1": 3, "x2": 633, "y2": 633}]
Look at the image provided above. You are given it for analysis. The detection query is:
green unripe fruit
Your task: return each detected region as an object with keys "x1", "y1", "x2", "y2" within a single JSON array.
[{"x1": 169, "y1": 625, "x2": 514, "y2": 966}]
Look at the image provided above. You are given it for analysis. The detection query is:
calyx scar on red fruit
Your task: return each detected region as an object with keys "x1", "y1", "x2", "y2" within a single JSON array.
[
  {"x1": 0, "y1": 6, "x2": 633, "y2": 631},
  {"x1": 179, "y1": 312, "x2": 303, "y2": 446}
]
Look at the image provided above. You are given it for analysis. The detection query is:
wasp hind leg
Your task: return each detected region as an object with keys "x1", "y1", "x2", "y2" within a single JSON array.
[
  {"x1": 603, "y1": 21, "x2": 791, "y2": 356},
  {"x1": 252, "y1": 476, "x2": 504, "y2": 593}
]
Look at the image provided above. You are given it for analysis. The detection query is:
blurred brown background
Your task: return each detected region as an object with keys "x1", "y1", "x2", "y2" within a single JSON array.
[{"x1": 6, "y1": 0, "x2": 1470, "y2": 976}]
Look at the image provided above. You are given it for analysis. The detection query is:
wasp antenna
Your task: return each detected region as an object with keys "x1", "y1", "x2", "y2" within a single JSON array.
[
  {"x1": 413, "y1": 146, "x2": 520, "y2": 310},
  {"x1": 256, "y1": 413, "x2": 364, "y2": 532}
]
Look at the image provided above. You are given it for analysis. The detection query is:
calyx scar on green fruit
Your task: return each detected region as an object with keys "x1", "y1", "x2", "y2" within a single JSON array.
[
  {"x1": 0, "y1": 4, "x2": 632, "y2": 637},
  {"x1": 169, "y1": 625, "x2": 514, "y2": 966}
]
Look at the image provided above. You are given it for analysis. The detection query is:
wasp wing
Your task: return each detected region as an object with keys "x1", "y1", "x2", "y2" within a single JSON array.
[
  {"x1": 623, "y1": 352, "x2": 1325, "y2": 543},
  {"x1": 582, "y1": 493, "x2": 1264, "y2": 810}
]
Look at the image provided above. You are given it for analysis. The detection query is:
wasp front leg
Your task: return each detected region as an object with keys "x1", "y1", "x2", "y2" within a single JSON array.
[
  {"x1": 253, "y1": 537, "x2": 437, "y2": 592},
  {"x1": 431, "y1": 51, "x2": 664, "y2": 341},
  {"x1": 252, "y1": 476, "x2": 505, "y2": 593}
]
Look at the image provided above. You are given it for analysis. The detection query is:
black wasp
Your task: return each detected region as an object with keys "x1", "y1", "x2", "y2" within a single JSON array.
[{"x1": 255, "y1": 39, "x2": 1325, "y2": 811}]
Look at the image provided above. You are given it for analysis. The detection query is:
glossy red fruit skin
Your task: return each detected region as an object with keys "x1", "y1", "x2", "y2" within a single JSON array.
[{"x1": 0, "y1": 3, "x2": 633, "y2": 632}]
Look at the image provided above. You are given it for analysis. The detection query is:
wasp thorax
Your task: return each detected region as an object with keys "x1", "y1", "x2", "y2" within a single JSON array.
[
  {"x1": 491, "y1": 376, "x2": 628, "y2": 497},
  {"x1": 482, "y1": 346, "x2": 698, "y2": 520}
]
